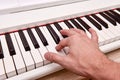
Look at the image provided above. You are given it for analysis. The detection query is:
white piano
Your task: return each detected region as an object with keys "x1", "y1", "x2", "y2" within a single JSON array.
[{"x1": 0, "y1": 0, "x2": 120, "y2": 80}]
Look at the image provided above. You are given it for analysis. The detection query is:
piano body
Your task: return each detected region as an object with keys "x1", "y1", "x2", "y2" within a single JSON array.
[{"x1": 0, "y1": 0, "x2": 120, "y2": 79}]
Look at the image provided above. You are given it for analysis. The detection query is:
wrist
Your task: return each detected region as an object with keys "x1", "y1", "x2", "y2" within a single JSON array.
[{"x1": 91, "y1": 59, "x2": 120, "y2": 80}]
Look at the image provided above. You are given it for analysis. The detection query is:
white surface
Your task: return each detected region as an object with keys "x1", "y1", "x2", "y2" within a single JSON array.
[{"x1": 0, "y1": 0, "x2": 85, "y2": 14}]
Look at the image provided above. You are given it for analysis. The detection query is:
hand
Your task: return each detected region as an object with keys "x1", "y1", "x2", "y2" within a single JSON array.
[{"x1": 44, "y1": 28, "x2": 119, "y2": 80}]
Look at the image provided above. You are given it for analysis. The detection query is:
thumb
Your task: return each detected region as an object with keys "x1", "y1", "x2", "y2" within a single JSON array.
[{"x1": 44, "y1": 52, "x2": 65, "y2": 65}]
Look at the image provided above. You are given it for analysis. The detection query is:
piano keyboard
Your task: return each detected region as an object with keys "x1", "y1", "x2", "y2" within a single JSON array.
[
  {"x1": 0, "y1": 0, "x2": 120, "y2": 79},
  {"x1": 0, "y1": 8, "x2": 120, "y2": 79}
]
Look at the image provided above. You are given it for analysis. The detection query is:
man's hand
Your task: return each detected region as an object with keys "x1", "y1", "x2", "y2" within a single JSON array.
[{"x1": 44, "y1": 28, "x2": 120, "y2": 80}]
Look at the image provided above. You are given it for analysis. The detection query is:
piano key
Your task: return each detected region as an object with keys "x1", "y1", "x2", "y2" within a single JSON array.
[
  {"x1": 23, "y1": 30, "x2": 43, "y2": 68},
  {"x1": 15, "y1": 32, "x2": 35, "y2": 71},
  {"x1": 0, "y1": 41, "x2": 6, "y2": 79},
  {"x1": 51, "y1": 24, "x2": 69, "y2": 54},
  {"x1": 59, "y1": 21, "x2": 71, "y2": 29},
  {"x1": 75, "y1": 18, "x2": 91, "y2": 38},
  {"x1": 0, "y1": 59, "x2": 6, "y2": 79},
  {"x1": 76, "y1": 17, "x2": 91, "y2": 31},
  {"x1": 94, "y1": 14, "x2": 116, "y2": 42},
  {"x1": 51, "y1": 24, "x2": 64, "y2": 40},
  {"x1": 42, "y1": 26, "x2": 65, "y2": 56},
  {"x1": 27, "y1": 28, "x2": 40, "y2": 48},
  {"x1": 85, "y1": 15, "x2": 102, "y2": 30},
  {"x1": 81, "y1": 17, "x2": 108, "y2": 45},
  {"x1": 31, "y1": 28, "x2": 50, "y2": 65},
  {"x1": 54, "y1": 22, "x2": 63, "y2": 31},
  {"x1": 70, "y1": 19, "x2": 85, "y2": 31},
  {"x1": 114, "y1": 9, "x2": 120, "y2": 15},
  {"x1": 64, "y1": 20, "x2": 74, "y2": 28},
  {"x1": 35, "y1": 27, "x2": 48, "y2": 46},
  {"x1": 5, "y1": 33, "x2": 16, "y2": 56},
  {"x1": 104, "y1": 11, "x2": 120, "y2": 24},
  {"x1": 18, "y1": 30, "x2": 30, "y2": 51},
  {"x1": 54, "y1": 22, "x2": 68, "y2": 38},
  {"x1": 10, "y1": 33, "x2": 26, "y2": 74},
  {"x1": 117, "y1": 8, "x2": 120, "y2": 12},
  {"x1": 0, "y1": 35, "x2": 16, "y2": 77},
  {"x1": 109, "y1": 10, "x2": 120, "y2": 18},
  {"x1": 97, "y1": 13, "x2": 120, "y2": 40},
  {"x1": 46, "y1": 24, "x2": 60, "y2": 44},
  {"x1": 91, "y1": 14, "x2": 108, "y2": 28},
  {"x1": 109, "y1": 10, "x2": 120, "y2": 23},
  {"x1": 0, "y1": 41, "x2": 4, "y2": 59},
  {"x1": 99, "y1": 12, "x2": 117, "y2": 26}
]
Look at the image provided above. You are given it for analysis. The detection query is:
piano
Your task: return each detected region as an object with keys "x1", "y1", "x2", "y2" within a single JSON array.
[{"x1": 0, "y1": 0, "x2": 120, "y2": 79}]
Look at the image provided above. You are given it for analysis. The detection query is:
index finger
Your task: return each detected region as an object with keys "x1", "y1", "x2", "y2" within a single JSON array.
[
  {"x1": 56, "y1": 38, "x2": 69, "y2": 51},
  {"x1": 60, "y1": 28, "x2": 79, "y2": 37}
]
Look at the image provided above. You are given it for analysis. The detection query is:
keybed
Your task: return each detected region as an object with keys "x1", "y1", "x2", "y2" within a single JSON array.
[{"x1": 0, "y1": 8, "x2": 120, "y2": 79}]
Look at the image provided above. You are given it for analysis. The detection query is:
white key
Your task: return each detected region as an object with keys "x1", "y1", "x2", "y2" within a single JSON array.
[
  {"x1": 51, "y1": 24, "x2": 64, "y2": 40},
  {"x1": 41, "y1": 27, "x2": 65, "y2": 56},
  {"x1": 59, "y1": 22, "x2": 69, "y2": 29},
  {"x1": 0, "y1": 59, "x2": 6, "y2": 79},
  {"x1": 68, "y1": 20, "x2": 78, "y2": 29},
  {"x1": 10, "y1": 33, "x2": 26, "y2": 74},
  {"x1": 14, "y1": 32, "x2": 35, "y2": 71},
  {"x1": 97, "y1": 14, "x2": 119, "y2": 41},
  {"x1": 114, "y1": 9, "x2": 120, "y2": 14},
  {"x1": 23, "y1": 30, "x2": 43, "y2": 68},
  {"x1": 31, "y1": 28, "x2": 49, "y2": 65},
  {"x1": 0, "y1": 35, "x2": 16, "y2": 78},
  {"x1": 82, "y1": 17, "x2": 105, "y2": 46}
]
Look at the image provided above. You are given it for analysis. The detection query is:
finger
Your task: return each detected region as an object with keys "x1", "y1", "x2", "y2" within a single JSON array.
[
  {"x1": 44, "y1": 52, "x2": 65, "y2": 65},
  {"x1": 56, "y1": 38, "x2": 69, "y2": 51},
  {"x1": 60, "y1": 29, "x2": 78, "y2": 37},
  {"x1": 89, "y1": 28, "x2": 98, "y2": 43},
  {"x1": 72, "y1": 28, "x2": 86, "y2": 35}
]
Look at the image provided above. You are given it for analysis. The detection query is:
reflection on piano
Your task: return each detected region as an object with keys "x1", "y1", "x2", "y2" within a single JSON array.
[{"x1": 0, "y1": 0, "x2": 120, "y2": 79}]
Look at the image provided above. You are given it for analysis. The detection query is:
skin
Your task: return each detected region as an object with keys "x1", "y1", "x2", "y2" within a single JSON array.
[{"x1": 44, "y1": 28, "x2": 120, "y2": 80}]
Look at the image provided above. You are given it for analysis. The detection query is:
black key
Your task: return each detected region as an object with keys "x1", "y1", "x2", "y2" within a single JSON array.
[
  {"x1": 85, "y1": 15, "x2": 102, "y2": 30},
  {"x1": 35, "y1": 27, "x2": 48, "y2": 46},
  {"x1": 46, "y1": 24, "x2": 60, "y2": 44},
  {"x1": 76, "y1": 17, "x2": 91, "y2": 31},
  {"x1": 0, "y1": 41, "x2": 4, "y2": 59},
  {"x1": 27, "y1": 28, "x2": 40, "y2": 48},
  {"x1": 70, "y1": 19, "x2": 85, "y2": 31},
  {"x1": 64, "y1": 20, "x2": 74, "y2": 28},
  {"x1": 117, "y1": 8, "x2": 120, "y2": 12},
  {"x1": 91, "y1": 14, "x2": 108, "y2": 28},
  {"x1": 5, "y1": 33, "x2": 16, "y2": 56},
  {"x1": 18, "y1": 30, "x2": 30, "y2": 51},
  {"x1": 54, "y1": 22, "x2": 62, "y2": 31},
  {"x1": 54, "y1": 22, "x2": 67, "y2": 38},
  {"x1": 109, "y1": 10, "x2": 120, "y2": 23},
  {"x1": 104, "y1": 11, "x2": 120, "y2": 24},
  {"x1": 99, "y1": 12, "x2": 117, "y2": 26},
  {"x1": 109, "y1": 10, "x2": 120, "y2": 18}
]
